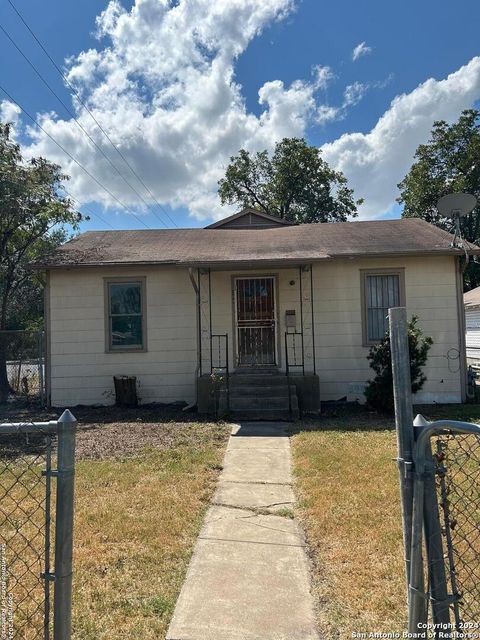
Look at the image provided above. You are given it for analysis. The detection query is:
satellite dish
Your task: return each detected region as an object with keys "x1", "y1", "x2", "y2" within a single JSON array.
[
  {"x1": 437, "y1": 193, "x2": 477, "y2": 218},
  {"x1": 436, "y1": 192, "x2": 477, "y2": 248}
]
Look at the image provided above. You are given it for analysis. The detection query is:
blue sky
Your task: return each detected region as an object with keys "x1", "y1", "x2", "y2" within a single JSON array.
[{"x1": 1, "y1": 0, "x2": 480, "y2": 231}]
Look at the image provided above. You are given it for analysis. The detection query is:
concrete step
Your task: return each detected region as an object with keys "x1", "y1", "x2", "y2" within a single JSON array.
[
  {"x1": 230, "y1": 396, "x2": 298, "y2": 411},
  {"x1": 229, "y1": 408, "x2": 299, "y2": 421},
  {"x1": 230, "y1": 374, "x2": 289, "y2": 387},
  {"x1": 233, "y1": 367, "x2": 280, "y2": 376},
  {"x1": 229, "y1": 385, "x2": 296, "y2": 398}
]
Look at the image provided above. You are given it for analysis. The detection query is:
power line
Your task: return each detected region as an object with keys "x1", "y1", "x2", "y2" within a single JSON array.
[
  {"x1": 0, "y1": 20, "x2": 172, "y2": 229},
  {"x1": 1, "y1": 167, "x2": 117, "y2": 230},
  {"x1": 4, "y1": 0, "x2": 179, "y2": 228},
  {"x1": 60, "y1": 189, "x2": 117, "y2": 230},
  {"x1": 0, "y1": 83, "x2": 152, "y2": 229}
]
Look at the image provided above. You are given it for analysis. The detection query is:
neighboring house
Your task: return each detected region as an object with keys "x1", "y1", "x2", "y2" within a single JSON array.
[
  {"x1": 464, "y1": 286, "x2": 480, "y2": 364},
  {"x1": 38, "y1": 208, "x2": 477, "y2": 414}
]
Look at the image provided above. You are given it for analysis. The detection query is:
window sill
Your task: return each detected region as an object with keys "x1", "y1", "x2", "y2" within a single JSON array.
[{"x1": 106, "y1": 347, "x2": 147, "y2": 354}]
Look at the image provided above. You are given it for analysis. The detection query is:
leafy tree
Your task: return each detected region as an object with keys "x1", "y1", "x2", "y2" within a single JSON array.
[
  {"x1": 398, "y1": 109, "x2": 480, "y2": 290},
  {"x1": 364, "y1": 316, "x2": 433, "y2": 413},
  {"x1": 218, "y1": 137, "x2": 362, "y2": 223},
  {"x1": 0, "y1": 122, "x2": 82, "y2": 402}
]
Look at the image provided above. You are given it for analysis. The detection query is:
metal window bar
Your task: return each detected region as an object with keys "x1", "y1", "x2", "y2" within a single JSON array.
[
  {"x1": 236, "y1": 277, "x2": 276, "y2": 367},
  {"x1": 0, "y1": 411, "x2": 77, "y2": 640},
  {"x1": 367, "y1": 275, "x2": 400, "y2": 341}
]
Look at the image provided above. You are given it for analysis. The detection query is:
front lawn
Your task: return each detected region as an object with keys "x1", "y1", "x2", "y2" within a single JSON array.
[
  {"x1": 0, "y1": 406, "x2": 230, "y2": 640},
  {"x1": 291, "y1": 404, "x2": 480, "y2": 638}
]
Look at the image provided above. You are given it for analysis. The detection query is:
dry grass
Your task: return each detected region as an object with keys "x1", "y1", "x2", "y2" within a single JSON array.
[
  {"x1": 291, "y1": 403, "x2": 480, "y2": 639},
  {"x1": 292, "y1": 426, "x2": 405, "y2": 636},
  {"x1": 0, "y1": 409, "x2": 230, "y2": 639}
]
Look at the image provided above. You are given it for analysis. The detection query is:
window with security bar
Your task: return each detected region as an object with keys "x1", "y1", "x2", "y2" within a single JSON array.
[
  {"x1": 362, "y1": 270, "x2": 405, "y2": 344},
  {"x1": 235, "y1": 277, "x2": 277, "y2": 366}
]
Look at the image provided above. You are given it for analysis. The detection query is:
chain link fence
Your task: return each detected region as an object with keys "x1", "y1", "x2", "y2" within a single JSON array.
[
  {"x1": 388, "y1": 308, "x2": 480, "y2": 637},
  {"x1": 407, "y1": 420, "x2": 480, "y2": 636},
  {"x1": 434, "y1": 432, "x2": 480, "y2": 627},
  {"x1": 0, "y1": 331, "x2": 45, "y2": 404},
  {"x1": 0, "y1": 425, "x2": 53, "y2": 639},
  {"x1": 0, "y1": 413, "x2": 76, "y2": 640}
]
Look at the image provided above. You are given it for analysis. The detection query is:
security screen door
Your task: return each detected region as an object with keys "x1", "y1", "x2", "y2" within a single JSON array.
[{"x1": 235, "y1": 276, "x2": 277, "y2": 366}]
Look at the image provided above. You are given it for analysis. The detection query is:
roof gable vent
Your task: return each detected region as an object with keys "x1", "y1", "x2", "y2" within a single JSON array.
[{"x1": 205, "y1": 208, "x2": 294, "y2": 229}]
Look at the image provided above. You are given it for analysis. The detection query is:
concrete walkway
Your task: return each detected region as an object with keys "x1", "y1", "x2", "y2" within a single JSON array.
[{"x1": 166, "y1": 422, "x2": 319, "y2": 640}]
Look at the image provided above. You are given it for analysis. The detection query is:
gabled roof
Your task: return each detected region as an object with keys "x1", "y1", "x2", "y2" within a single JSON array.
[
  {"x1": 205, "y1": 208, "x2": 294, "y2": 229},
  {"x1": 36, "y1": 218, "x2": 480, "y2": 269}
]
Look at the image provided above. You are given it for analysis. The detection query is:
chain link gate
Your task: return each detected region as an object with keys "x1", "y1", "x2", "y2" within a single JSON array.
[
  {"x1": 389, "y1": 307, "x2": 480, "y2": 638},
  {"x1": 434, "y1": 432, "x2": 480, "y2": 627},
  {"x1": 408, "y1": 419, "x2": 480, "y2": 637},
  {"x1": 0, "y1": 411, "x2": 76, "y2": 639}
]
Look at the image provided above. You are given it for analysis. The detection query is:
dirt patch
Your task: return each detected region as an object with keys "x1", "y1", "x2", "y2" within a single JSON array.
[
  {"x1": 0, "y1": 404, "x2": 229, "y2": 460},
  {"x1": 74, "y1": 419, "x2": 228, "y2": 460}
]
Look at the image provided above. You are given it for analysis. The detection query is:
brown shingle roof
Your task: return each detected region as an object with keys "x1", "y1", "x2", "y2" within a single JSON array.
[
  {"x1": 37, "y1": 218, "x2": 480, "y2": 269},
  {"x1": 464, "y1": 286, "x2": 480, "y2": 309}
]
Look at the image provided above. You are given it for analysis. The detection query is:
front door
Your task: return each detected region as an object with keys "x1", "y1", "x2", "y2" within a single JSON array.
[{"x1": 235, "y1": 276, "x2": 277, "y2": 366}]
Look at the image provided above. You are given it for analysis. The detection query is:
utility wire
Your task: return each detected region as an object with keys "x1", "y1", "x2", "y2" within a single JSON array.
[
  {"x1": 0, "y1": 21, "x2": 171, "y2": 229},
  {"x1": 1, "y1": 172, "x2": 117, "y2": 230},
  {"x1": 60, "y1": 188, "x2": 117, "y2": 230},
  {"x1": 0, "y1": 83, "x2": 152, "y2": 229},
  {"x1": 4, "y1": 0, "x2": 179, "y2": 228}
]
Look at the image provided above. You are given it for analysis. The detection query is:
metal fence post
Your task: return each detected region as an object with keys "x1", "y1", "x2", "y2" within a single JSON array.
[
  {"x1": 53, "y1": 409, "x2": 77, "y2": 640},
  {"x1": 414, "y1": 416, "x2": 451, "y2": 631},
  {"x1": 389, "y1": 307, "x2": 416, "y2": 605}
]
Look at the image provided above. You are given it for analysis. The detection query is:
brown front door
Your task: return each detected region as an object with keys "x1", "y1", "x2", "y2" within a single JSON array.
[{"x1": 235, "y1": 277, "x2": 277, "y2": 366}]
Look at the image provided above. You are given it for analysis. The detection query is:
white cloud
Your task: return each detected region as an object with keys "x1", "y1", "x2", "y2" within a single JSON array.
[
  {"x1": 316, "y1": 105, "x2": 339, "y2": 125},
  {"x1": 22, "y1": 0, "x2": 343, "y2": 222},
  {"x1": 0, "y1": 100, "x2": 22, "y2": 138},
  {"x1": 352, "y1": 41, "x2": 372, "y2": 61},
  {"x1": 322, "y1": 56, "x2": 480, "y2": 218},
  {"x1": 15, "y1": 1, "x2": 480, "y2": 225},
  {"x1": 342, "y1": 81, "x2": 368, "y2": 107},
  {"x1": 312, "y1": 64, "x2": 334, "y2": 90}
]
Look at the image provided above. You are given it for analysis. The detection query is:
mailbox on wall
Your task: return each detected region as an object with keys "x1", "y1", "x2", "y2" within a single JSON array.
[{"x1": 285, "y1": 309, "x2": 296, "y2": 329}]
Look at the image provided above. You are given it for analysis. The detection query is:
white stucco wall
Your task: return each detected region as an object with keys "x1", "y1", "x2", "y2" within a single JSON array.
[{"x1": 47, "y1": 254, "x2": 463, "y2": 407}]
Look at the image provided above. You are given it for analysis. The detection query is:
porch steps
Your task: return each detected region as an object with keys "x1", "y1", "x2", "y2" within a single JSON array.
[
  {"x1": 230, "y1": 385, "x2": 296, "y2": 397},
  {"x1": 228, "y1": 372, "x2": 299, "y2": 420}
]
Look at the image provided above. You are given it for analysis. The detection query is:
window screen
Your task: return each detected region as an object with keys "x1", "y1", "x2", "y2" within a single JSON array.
[
  {"x1": 107, "y1": 281, "x2": 144, "y2": 350},
  {"x1": 365, "y1": 274, "x2": 400, "y2": 342}
]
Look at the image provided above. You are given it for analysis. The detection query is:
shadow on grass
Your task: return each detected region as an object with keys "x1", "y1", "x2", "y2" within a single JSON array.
[
  {"x1": 0, "y1": 403, "x2": 230, "y2": 461},
  {"x1": 288, "y1": 401, "x2": 480, "y2": 435},
  {"x1": 0, "y1": 402, "x2": 223, "y2": 426}
]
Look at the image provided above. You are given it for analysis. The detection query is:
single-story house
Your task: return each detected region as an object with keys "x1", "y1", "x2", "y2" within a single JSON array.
[
  {"x1": 38, "y1": 208, "x2": 477, "y2": 415},
  {"x1": 464, "y1": 286, "x2": 480, "y2": 364}
]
